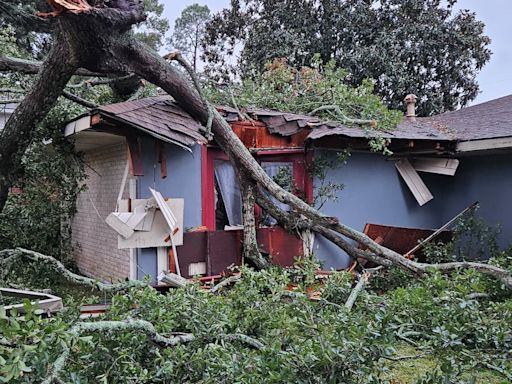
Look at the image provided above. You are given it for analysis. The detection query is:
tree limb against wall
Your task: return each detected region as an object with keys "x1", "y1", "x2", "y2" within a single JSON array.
[{"x1": 0, "y1": 0, "x2": 511, "y2": 289}]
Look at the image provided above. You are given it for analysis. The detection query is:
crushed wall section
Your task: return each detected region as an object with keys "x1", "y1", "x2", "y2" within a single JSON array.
[{"x1": 71, "y1": 142, "x2": 132, "y2": 281}]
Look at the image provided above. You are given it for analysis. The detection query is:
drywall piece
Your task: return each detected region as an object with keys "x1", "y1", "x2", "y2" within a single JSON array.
[
  {"x1": 150, "y1": 188, "x2": 181, "y2": 276},
  {"x1": 395, "y1": 158, "x2": 433, "y2": 206},
  {"x1": 412, "y1": 158, "x2": 459, "y2": 176},
  {"x1": 117, "y1": 198, "x2": 184, "y2": 249}
]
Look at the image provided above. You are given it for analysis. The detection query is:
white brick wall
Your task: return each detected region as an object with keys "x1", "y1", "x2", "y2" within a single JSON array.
[{"x1": 72, "y1": 142, "x2": 134, "y2": 281}]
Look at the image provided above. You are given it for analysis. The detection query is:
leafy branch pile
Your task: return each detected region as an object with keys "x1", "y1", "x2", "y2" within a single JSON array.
[
  {"x1": 1, "y1": 247, "x2": 511, "y2": 383},
  {"x1": 207, "y1": 56, "x2": 403, "y2": 132}
]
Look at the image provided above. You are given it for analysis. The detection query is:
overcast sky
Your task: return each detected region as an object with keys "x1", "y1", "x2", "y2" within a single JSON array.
[{"x1": 162, "y1": 0, "x2": 511, "y2": 105}]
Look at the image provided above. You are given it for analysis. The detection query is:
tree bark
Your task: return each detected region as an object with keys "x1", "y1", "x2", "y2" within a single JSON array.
[
  {"x1": 0, "y1": 32, "x2": 78, "y2": 208},
  {"x1": 238, "y1": 172, "x2": 268, "y2": 269}
]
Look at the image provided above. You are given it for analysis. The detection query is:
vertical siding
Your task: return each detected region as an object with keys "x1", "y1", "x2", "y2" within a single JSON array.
[
  {"x1": 72, "y1": 142, "x2": 132, "y2": 281},
  {"x1": 137, "y1": 137, "x2": 203, "y2": 228},
  {"x1": 136, "y1": 137, "x2": 203, "y2": 280}
]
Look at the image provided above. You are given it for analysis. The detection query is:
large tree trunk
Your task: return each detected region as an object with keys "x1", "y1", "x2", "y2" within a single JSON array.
[
  {"x1": 0, "y1": 1, "x2": 511, "y2": 288},
  {"x1": 0, "y1": 32, "x2": 78, "y2": 208}
]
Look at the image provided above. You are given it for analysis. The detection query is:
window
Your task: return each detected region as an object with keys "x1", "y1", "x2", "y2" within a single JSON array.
[{"x1": 202, "y1": 148, "x2": 312, "y2": 230}]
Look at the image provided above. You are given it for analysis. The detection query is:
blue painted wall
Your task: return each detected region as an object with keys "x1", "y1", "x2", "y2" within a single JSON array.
[
  {"x1": 313, "y1": 151, "x2": 454, "y2": 269},
  {"x1": 439, "y1": 153, "x2": 512, "y2": 249},
  {"x1": 136, "y1": 137, "x2": 203, "y2": 280},
  {"x1": 138, "y1": 137, "x2": 203, "y2": 228}
]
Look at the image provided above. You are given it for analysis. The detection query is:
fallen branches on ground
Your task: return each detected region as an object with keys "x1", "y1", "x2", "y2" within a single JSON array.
[{"x1": 0, "y1": 248, "x2": 147, "y2": 292}]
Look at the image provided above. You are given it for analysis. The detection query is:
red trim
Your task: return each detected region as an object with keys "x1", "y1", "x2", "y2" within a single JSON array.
[
  {"x1": 202, "y1": 147, "x2": 314, "y2": 229},
  {"x1": 201, "y1": 145, "x2": 215, "y2": 229},
  {"x1": 305, "y1": 150, "x2": 314, "y2": 204},
  {"x1": 127, "y1": 135, "x2": 144, "y2": 176}
]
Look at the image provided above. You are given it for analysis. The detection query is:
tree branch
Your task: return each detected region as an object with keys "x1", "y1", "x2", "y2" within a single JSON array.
[
  {"x1": 308, "y1": 105, "x2": 377, "y2": 126},
  {"x1": 42, "y1": 319, "x2": 195, "y2": 384},
  {"x1": 61, "y1": 90, "x2": 99, "y2": 108},
  {"x1": 0, "y1": 248, "x2": 147, "y2": 292},
  {"x1": 0, "y1": 2, "x2": 55, "y2": 33},
  {"x1": 0, "y1": 55, "x2": 104, "y2": 77},
  {"x1": 42, "y1": 318, "x2": 265, "y2": 383}
]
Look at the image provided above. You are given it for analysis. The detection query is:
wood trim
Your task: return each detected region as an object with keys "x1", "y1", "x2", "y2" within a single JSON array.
[
  {"x1": 157, "y1": 247, "x2": 168, "y2": 275},
  {"x1": 201, "y1": 145, "x2": 215, "y2": 229},
  {"x1": 412, "y1": 158, "x2": 459, "y2": 176},
  {"x1": 126, "y1": 135, "x2": 144, "y2": 176},
  {"x1": 456, "y1": 137, "x2": 512, "y2": 152}
]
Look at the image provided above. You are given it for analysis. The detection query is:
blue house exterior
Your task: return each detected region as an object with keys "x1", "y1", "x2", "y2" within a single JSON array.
[{"x1": 65, "y1": 95, "x2": 512, "y2": 280}]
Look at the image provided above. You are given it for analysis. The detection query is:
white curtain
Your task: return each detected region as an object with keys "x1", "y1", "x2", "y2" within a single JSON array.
[
  {"x1": 214, "y1": 160, "x2": 242, "y2": 226},
  {"x1": 261, "y1": 162, "x2": 292, "y2": 225}
]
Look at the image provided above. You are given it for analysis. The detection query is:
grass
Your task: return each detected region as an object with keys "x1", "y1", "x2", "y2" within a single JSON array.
[{"x1": 384, "y1": 345, "x2": 507, "y2": 383}]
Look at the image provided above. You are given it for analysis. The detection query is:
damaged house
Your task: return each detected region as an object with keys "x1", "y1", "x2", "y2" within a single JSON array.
[{"x1": 64, "y1": 94, "x2": 512, "y2": 282}]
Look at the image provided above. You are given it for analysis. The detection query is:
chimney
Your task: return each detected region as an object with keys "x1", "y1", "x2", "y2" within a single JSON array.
[{"x1": 404, "y1": 94, "x2": 418, "y2": 118}]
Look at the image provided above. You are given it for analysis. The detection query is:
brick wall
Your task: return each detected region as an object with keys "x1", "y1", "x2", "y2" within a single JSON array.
[{"x1": 72, "y1": 142, "x2": 133, "y2": 281}]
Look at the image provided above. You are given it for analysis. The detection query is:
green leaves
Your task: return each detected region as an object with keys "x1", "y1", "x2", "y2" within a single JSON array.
[
  {"x1": 204, "y1": 0, "x2": 491, "y2": 116},
  {"x1": 206, "y1": 56, "x2": 403, "y2": 131},
  {"x1": 1, "y1": 262, "x2": 511, "y2": 382}
]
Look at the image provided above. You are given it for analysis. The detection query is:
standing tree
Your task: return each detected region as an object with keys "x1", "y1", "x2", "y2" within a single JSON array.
[
  {"x1": 0, "y1": 0, "x2": 510, "y2": 288},
  {"x1": 133, "y1": 0, "x2": 169, "y2": 51},
  {"x1": 168, "y1": 3, "x2": 211, "y2": 71},
  {"x1": 203, "y1": 0, "x2": 491, "y2": 116}
]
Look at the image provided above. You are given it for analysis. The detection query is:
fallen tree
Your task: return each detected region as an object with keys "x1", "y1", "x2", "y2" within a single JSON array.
[{"x1": 0, "y1": 0, "x2": 511, "y2": 289}]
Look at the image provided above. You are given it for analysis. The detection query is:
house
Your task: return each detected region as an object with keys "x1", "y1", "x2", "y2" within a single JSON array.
[
  {"x1": 64, "y1": 94, "x2": 512, "y2": 281},
  {"x1": 0, "y1": 102, "x2": 16, "y2": 130}
]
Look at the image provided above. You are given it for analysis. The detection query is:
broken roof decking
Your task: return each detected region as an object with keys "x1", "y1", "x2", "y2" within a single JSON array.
[
  {"x1": 223, "y1": 95, "x2": 512, "y2": 145},
  {"x1": 220, "y1": 105, "x2": 453, "y2": 142}
]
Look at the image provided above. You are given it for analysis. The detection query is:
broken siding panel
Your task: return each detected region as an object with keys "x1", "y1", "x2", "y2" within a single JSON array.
[
  {"x1": 395, "y1": 159, "x2": 434, "y2": 206},
  {"x1": 412, "y1": 158, "x2": 459, "y2": 176}
]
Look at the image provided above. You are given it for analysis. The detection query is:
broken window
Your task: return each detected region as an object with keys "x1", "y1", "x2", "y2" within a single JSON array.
[{"x1": 261, "y1": 162, "x2": 293, "y2": 226}]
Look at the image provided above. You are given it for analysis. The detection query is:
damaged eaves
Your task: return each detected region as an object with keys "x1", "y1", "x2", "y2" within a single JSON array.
[{"x1": 64, "y1": 95, "x2": 512, "y2": 207}]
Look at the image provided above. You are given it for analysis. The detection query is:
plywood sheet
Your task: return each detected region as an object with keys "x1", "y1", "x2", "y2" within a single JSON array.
[{"x1": 117, "y1": 198, "x2": 184, "y2": 249}]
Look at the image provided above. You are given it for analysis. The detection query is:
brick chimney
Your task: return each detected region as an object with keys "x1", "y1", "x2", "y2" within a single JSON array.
[{"x1": 404, "y1": 94, "x2": 418, "y2": 118}]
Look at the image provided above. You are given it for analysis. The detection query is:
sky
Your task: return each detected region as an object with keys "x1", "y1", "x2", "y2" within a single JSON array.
[{"x1": 162, "y1": 0, "x2": 511, "y2": 105}]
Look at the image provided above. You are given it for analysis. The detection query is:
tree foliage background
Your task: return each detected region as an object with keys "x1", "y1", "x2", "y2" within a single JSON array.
[
  {"x1": 203, "y1": 0, "x2": 491, "y2": 116},
  {"x1": 168, "y1": 3, "x2": 211, "y2": 71}
]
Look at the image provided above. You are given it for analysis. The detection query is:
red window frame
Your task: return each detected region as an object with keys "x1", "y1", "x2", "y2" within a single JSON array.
[{"x1": 201, "y1": 147, "x2": 313, "y2": 230}]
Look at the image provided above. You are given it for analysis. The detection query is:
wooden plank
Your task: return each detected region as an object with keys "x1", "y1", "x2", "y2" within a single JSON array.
[
  {"x1": 105, "y1": 212, "x2": 135, "y2": 239},
  {"x1": 457, "y1": 137, "x2": 512, "y2": 152},
  {"x1": 1, "y1": 288, "x2": 63, "y2": 315},
  {"x1": 126, "y1": 135, "x2": 144, "y2": 176},
  {"x1": 395, "y1": 159, "x2": 433, "y2": 206},
  {"x1": 412, "y1": 158, "x2": 459, "y2": 176}
]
